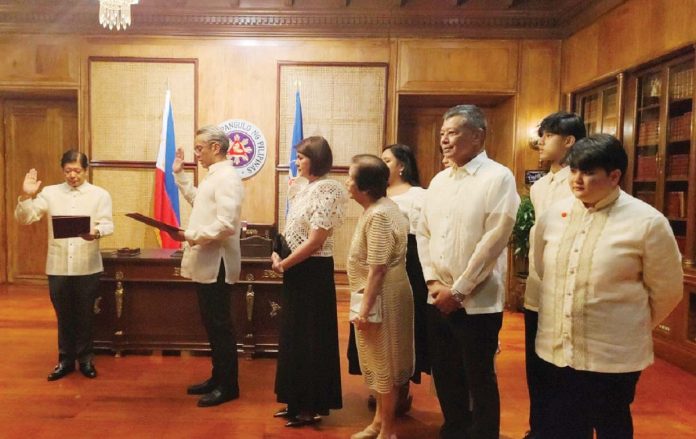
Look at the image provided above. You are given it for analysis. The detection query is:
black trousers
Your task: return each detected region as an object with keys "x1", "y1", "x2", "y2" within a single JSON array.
[
  {"x1": 48, "y1": 273, "x2": 101, "y2": 364},
  {"x1": 524, "y1": 308, "x2": 546, "y2": 435},
  {"x1": 427, "y1": 305, "x2": 503, "y2": 439},
  {"x1": 539, "y1": 359, "x2": 641, "y2": 439},
  {"x1": 195, "y1": 261, "x2": 238, "y2": 392}
]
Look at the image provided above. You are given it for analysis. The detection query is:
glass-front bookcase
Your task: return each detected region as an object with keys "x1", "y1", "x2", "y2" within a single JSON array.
[
  {"x1": 574, "y1": 80, "x2": 620, "y2": 137},
  {"x1": 624, "y1": 51, "x2": 696, "y2": 375}
]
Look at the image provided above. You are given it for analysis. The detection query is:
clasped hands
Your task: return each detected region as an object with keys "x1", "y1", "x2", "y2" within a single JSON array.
[
  {"x1": 428, "y1": 280, "x2": 461, "y2": 315},
  {"x1": 350, "y1": 313, "x2": 372, "y2": 331},
  {"x1": 271, "y1": 252, "x2": 284, "y2": 274}
]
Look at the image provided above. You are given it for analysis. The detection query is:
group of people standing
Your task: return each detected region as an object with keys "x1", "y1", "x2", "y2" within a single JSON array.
[
  {"x1": 17, "y1": 103, "x2": 684, "y2": 439},
  {"x1": 269, "y1": 104, "x2": 520, "y2": 439}
]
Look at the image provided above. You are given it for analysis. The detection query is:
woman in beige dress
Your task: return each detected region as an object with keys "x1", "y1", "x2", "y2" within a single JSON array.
[{"x1": 346, "y1": 154, "x2": 414, "y2": 439}]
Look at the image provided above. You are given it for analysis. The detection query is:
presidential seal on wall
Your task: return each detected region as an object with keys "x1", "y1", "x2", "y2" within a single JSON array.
[{"x1": 218, "y1": 119, "x2": 267, "y2": 180}]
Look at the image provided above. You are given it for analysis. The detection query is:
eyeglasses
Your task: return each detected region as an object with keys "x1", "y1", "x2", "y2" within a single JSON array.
[{"x1": 194, "y1": 141, "x2": 220, "y2": 153}]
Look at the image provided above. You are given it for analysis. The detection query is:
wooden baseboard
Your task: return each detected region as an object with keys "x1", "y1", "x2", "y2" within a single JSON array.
[{"x1": 654, "y1": 336, "x2": 696, "y2": 375}]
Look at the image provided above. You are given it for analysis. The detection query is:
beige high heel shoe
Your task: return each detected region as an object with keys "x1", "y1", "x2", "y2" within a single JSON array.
[{"x1": 351, "y1": 425, "x2": 380, "y2": 439}]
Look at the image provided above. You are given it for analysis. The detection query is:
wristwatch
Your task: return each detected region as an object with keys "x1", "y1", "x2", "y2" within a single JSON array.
[
  {"x1": 94, "y1": 229, "x2": 101, "y2": 239},
  {"x1": 451, "y1": 289, "x2": 466, "y2": 303}
]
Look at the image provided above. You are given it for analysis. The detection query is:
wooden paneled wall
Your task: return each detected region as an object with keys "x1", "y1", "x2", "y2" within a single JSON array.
[
  {"x1": 562, "y1": 0, "x2": 696, "y2": 93},
  {"x1": 0, "y1": 35, "x2": 562, "y2": 277}
]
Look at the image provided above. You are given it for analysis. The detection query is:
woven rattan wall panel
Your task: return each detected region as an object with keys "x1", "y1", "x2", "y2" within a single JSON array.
[
  {"x1": 277, "y1": 64, "x2": 387, "y2": 271},
  {"x1": 89, "y1": 59, "x2": 196, "y2": 162},
  {"x1": 92, "y1": 168, "x2": 193, "y2": 250},
  {"x1": 278, "y1": 64, "x2": 387, "y2": 167}
]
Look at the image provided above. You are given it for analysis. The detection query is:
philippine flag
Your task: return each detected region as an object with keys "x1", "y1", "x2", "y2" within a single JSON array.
[{"x1": 154, "y1": 89, "x2": 181, "y2": 248}]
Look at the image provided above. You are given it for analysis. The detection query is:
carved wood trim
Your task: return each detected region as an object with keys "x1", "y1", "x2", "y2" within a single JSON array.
[{"x1": 0, "y1": 2, "x2": 623, "y2": 39}]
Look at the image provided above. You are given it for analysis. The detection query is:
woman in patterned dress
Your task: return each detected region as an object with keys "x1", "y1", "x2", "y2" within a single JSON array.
[
  {"x1": 271, "y1": 136, "x2": 348, "y2": 428},
  {"x1": 348, "y1": 144, "x2": 430, "y2": 414},
  {"x1": 346, "y1": 154, "x2": 414, "y2": 439}
]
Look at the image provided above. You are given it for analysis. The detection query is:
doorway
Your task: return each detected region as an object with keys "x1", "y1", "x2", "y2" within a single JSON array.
[
  {"x1": 1, "y1": 96, "x2": 78, "y2": 283},
  {"x1": 396, "y1": 94, "x2": 516, "y2": 187}
]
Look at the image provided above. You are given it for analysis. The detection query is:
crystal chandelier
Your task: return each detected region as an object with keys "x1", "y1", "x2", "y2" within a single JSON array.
[{"x1": 99, "y1": 0, "x2": 139, "y2": 31}]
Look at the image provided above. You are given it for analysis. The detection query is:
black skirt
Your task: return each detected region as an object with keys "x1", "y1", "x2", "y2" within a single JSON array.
[
  {"x1": 274, "y1": 256, "x2": 342, "y2": 414},
  {"x1": 347, "y1": 234, "x2": 431, "y2": 383}
]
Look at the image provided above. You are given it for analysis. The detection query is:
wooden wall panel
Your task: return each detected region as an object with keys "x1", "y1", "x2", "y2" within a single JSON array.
[
  {"x1": 515, "y1": 40, "x2": 562, "y2": 192},
  {"x1": 397, "y1": 40, "x2": 519, "y2": 93},
  {"x1": 0, "y1": 34, "x2": 562, "y2": 234},
  {"x1": 562, "y1": 0, "x2": 696, "y2": 92},
  {"x1": 0, "y1": 37, "x2": 79, "y2": 87},
  {"x1": 78, "y1": 37, "x2": 392, "y2": 225}
]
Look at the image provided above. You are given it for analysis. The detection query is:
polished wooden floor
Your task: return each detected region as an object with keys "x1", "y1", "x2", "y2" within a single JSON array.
[{"x1": 1, "y1": 284, "x2": 695, "y2": 439}]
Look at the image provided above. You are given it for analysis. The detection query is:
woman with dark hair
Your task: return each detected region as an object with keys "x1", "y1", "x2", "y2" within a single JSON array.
[
  {"x1": 348, "y1": 143, "x2": 429, "y2": 414},
  {"x1": 271, "y1": 136, "x2": 348, "y2": 428},
  {"x1": 15, "y1": 149, "x2": 113, "y2": 381},
  {"x1": 347, "y1": 154, "x2": 414, "y2": 439}
]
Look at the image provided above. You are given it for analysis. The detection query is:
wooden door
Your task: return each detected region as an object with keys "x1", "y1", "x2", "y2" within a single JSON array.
[
  {"x1": 398, "y1": 107, "x2": 447, "y2": 188},
  {"x1": 398, "y1": 102, "x2": 515, "y2": 188},
  {"x1": 3, "y1": 99, "x2": 78, "y2": 283}
]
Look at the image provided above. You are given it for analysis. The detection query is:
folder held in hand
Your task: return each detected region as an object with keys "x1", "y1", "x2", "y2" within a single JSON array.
[
  {"x1": 126, "y1": 212, "x2": 182, "y2": 234},
  {"x1": 52, "y1": 215, "x2": 91, "y2": 239}
]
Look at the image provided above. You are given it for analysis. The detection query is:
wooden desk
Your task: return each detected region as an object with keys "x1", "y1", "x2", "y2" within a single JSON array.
[{"x1": 94, "y1": 249, "x2": 283, "y2": 358}]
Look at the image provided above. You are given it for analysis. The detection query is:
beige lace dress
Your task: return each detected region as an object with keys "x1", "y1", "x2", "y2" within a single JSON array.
[{"x1": 347, "y1": 197, "x2": 414, "y2": 393}]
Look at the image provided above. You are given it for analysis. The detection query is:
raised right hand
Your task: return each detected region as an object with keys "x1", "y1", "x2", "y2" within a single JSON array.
[
  {"x1": 22, "y1": 168, "x2": 42, "y2": 196},
  {"x1": 172, "y1": 148, "x2": 185, "y2": 173}
]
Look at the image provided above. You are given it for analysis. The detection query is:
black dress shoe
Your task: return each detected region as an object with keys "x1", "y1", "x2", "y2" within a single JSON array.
[
  {"x1": 273, "y1": 407, "x2": 294, "y2": 418},
  {"x1": 47, "y1": 362, "x2": 75, "y2": 381},
  {"x1": 79, "y1": 362, "x2": 97, "y2": 378},
  {"x1": 285, "y1": 415, "x2": 321, "y2": 428},
  {"x1": 187, "y1": 378, "x2": 216, "y2": 395},
  {"x1": 197, "y1": 388, "x2": 239, "y2": 407}
]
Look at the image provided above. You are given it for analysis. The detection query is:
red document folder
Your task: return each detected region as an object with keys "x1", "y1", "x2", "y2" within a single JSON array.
[{"x1": 51, "y1": 215, "x2": 90, "y2": 239}]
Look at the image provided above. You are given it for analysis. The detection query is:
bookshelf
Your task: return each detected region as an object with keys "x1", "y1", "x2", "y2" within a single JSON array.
[
  {"x1": 574, "y1": 80, "x2": 621, "y2": 138},
  {"x1": 624, "y1": 50, "x2": 696, "y2": 374}
]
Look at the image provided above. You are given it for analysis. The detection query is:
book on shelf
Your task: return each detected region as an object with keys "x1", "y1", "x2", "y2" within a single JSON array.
[
  {"x1": 635, "y1": 155, "x2": 658, "y2": 180},
  {"x1": 666, "y1": 191, "x2": 686, "y2": 218},
  {"x1": 637, "y1": 119, "x2": 660, "y2": 146},
  {"x1": 668, "y1": 111, "x2": 692, "y2": 142},
  {"x1": 670, "y1": 68, "x2": 693, "y2": 101},
  {"x1": 667, "y1": 154, "x2": 689, "y2": 178}
]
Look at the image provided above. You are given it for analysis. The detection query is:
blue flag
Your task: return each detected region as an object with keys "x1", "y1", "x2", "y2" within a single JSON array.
[
  {"x1": 286, "y1": 90, "x2": 303, "y2": 217},
  {"x1": 289, "y1": 90, "x2": 303, "y2": 178}
]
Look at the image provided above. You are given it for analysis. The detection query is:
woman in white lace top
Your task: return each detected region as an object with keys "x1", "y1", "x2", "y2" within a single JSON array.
[{"x1": 271, "y1": 136, "x2": 348, "y2": 428}]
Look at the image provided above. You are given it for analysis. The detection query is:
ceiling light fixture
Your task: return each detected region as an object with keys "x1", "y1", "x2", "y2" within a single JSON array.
[{"x1": 99, "y1": 0, "x2": 139, "y2": 31}]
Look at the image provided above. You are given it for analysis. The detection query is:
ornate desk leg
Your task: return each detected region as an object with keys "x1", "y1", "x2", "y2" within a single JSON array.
[
  {"x1": 113, "y1": 271, "x2": 125, "y2": 357},
  {"x1": 244, "y1": 284, "x2": 255, "y2": 359}
]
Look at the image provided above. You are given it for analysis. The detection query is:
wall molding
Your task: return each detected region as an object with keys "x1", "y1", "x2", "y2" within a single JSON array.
[{"x1": 0, "y1": 0, "x2": 626, "y2": 39}]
